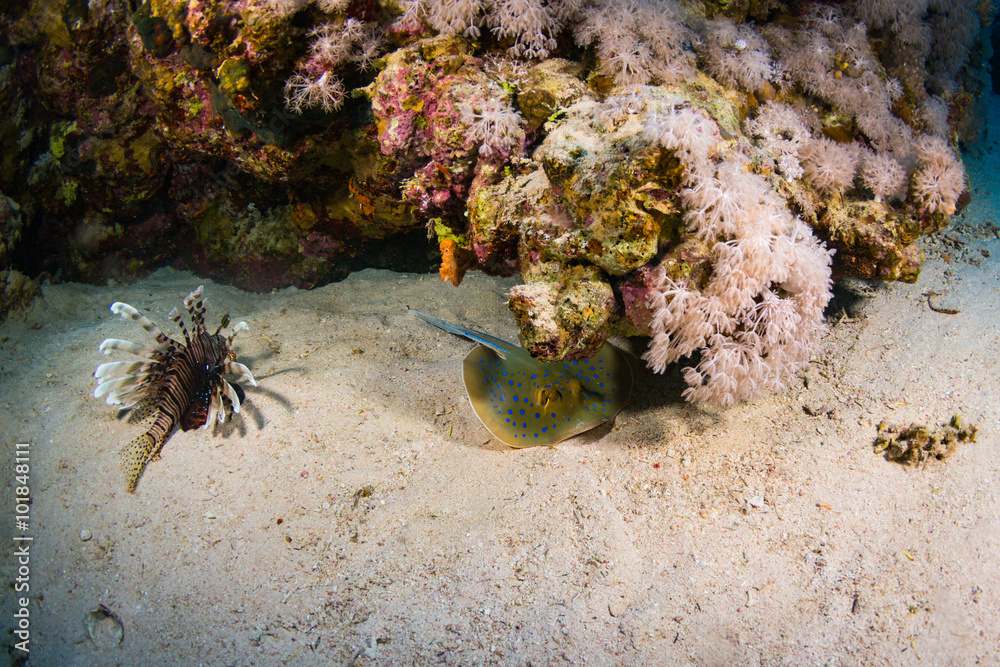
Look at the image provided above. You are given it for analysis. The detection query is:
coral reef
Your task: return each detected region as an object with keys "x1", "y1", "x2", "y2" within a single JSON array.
[
  {"x1": 0, "y1": 270, "x2": 38, "y2": 320},
  {"x1": 0, "y1": 192, "x2": 23, "y2": 268},
  {"x1": 1, "y1": 0, "x2": 995, "y2": 404}
]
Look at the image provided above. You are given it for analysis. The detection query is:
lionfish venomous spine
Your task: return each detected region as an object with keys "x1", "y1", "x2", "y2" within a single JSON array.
[{"x1": 93, "y1": 285, "x2": 256, "y2": 492}]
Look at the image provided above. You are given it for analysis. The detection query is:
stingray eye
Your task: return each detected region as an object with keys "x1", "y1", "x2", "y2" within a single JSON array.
[{"x1": 535, "y1": 387, "x2": 562, "y2": 408}]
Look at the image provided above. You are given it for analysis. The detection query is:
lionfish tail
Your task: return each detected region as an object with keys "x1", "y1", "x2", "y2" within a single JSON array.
[{"x1": 122, "y1": 432, "x2": 158, "y2": 493}]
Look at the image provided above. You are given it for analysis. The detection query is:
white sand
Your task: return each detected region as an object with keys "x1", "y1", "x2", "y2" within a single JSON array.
[{"x1": 3, "y1": 121, "x2": 999, "y2": 667}]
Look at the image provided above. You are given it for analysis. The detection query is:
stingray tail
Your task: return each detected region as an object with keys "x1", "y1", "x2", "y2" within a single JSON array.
[
  {"x1": 121, "y1": 432, "x2": 159, "y2": 493},
  {"x1": 410, "y1": 310, "x2": 520, "y2": 357}
]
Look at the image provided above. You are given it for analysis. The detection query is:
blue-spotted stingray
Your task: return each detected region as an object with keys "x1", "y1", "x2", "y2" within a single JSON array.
[{"x1": 412, "y1": 311, "x2": 632, "y2": 447}]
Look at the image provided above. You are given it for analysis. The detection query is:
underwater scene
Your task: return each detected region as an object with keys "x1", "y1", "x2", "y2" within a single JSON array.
[{"x1": 1, "y1": 0, "x2": 998, "y2": 663}]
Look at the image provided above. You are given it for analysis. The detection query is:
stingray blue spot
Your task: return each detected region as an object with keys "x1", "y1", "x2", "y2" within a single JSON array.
[
  {"x1": 534, "y1": 413, "x2": 540, "y2": 419},
  {"x1": 590, "y1": 366, "x2": 596, "y2": 371},
  {"x1": 513, "y1": 396, "x2": 519, "y2": 402},
  {"x1": 551, "y1": 413, "x2": 557, "y2": 418},
  {"x1": 522, "y1": 423, "x2": 527, "y2": 428},
  {"x1": 517, "y1": 382, "x2": 522, "y2": 387},
  {"x1": 542, "y1": 427, "x2": 548, "y2": 433},
  {"x1": 534, "y1": 433, "x2": 539, "y2": 438},
  {"x1": 531, "y1": 374, "x2": 538, "y2": 379},
  {"x1": 508, "y1": 409, "x2": 513, "y2": 415},
  {"x1": 520, "y1": 409, "x2": 525, "y2": 415},
  {"x1": 572, "y1": 360, "x2": 579, "y2": 365}
]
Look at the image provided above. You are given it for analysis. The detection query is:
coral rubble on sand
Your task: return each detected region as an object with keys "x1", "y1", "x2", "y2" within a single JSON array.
[
  {"x1": 874, "y1": 414, "x2": 979, "y2": 465},
  {"x1": 1, "y1": 0, "x2": 994, "y2": 403}
]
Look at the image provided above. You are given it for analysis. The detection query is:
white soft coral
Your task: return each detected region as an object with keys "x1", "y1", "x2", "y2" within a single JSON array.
[
  {"x1": 699, "y1": 18, "x2": 775, "y2": 91},
  {"x1": 911, "y1": 135, "x2": 965, "y2": 215},
  {"x1": 460, "y1": 98, "x2": 525, "y2": 159},
  {"x1": 283, "y1": 19, "x2": 385, "y2": 114},
  {"x1": 860, "y1": 152, "x2": 907, "y2": 202},
  {"x1": 799, "y1": 137, "x2": 858, "y2": 195},
  {"x1": 641, "y1": 99, "x2": 834, "y2": 407},
  {"x1": 574, "y1": 0, "x2": 694, "y2": 86},
  {"x1": 400, "y1": 0, "x2": 566, "y2": 58},
  {"x1": 283, "y1": 71, "x2": 346, "y2": 113}
]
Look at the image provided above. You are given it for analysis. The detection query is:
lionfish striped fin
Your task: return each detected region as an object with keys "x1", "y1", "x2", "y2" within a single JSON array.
[
  {"x1": 227, "y1": 321, "x2": 248, "y2": 347},
  {"x1": 110, "y1": 302, "x2": 177, "y2": 348},
  {"x1": 169, "y1": 307, "x2": 192, "y2": 345},
  {"x1": 222, "y1": 380, "x2": 242, "y2": 414},
  {"x1": 215, "y1": 385, "x2": 227, "y2": 423},
  {"x1": 204, "y1": 385, "x2": 223, "y2": 427},
  {"x1": 183, "y1": 286, "x2": 207, "y2": 334},
  {"x1": 106, "y1": 388, "x2": 149, "y2": 409},
  {"x1": 101, "y1": 381, "x2": 155, "y2": 406},
  {"x1": 94, "y1": 360, "x2": 156, "y2": 381},
  {"x1": 99, "y1": 338, "x2": 162, "y2": 359},
  {"x1": 95, "y1": 374, "x2": 154, "y2": 402},
  {"x1": 224, "y1": 360, "x2": 257, "y2": 386}
]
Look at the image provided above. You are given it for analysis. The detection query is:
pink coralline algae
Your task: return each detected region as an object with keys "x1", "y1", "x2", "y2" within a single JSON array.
[
  {"x1": 299, "y1": 232, "x2": 343, "y2": 260},
  {"x1": 370, "y1": 35, "x2": 525, "y2": 216}
]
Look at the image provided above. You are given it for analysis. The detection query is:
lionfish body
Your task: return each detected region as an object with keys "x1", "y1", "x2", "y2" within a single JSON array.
[{"x1": 94, "y1": 286, "x2": 256, "y2": 492}]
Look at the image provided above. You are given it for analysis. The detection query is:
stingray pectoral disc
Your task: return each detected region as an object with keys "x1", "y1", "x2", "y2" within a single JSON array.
[{"x1": 462, "y1": 343, "x2": 633, "y2": 447}]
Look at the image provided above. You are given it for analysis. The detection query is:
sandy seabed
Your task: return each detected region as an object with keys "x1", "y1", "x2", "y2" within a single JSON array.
[{"x1": 3, "y1": 123, "x2": 1000, "y2": 667}]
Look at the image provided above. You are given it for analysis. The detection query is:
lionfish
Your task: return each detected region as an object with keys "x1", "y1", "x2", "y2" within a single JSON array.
[{"x1": 93, "y1": 286, "x2": 256, "y2": 492}]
